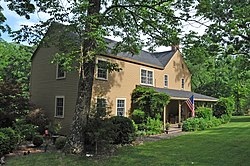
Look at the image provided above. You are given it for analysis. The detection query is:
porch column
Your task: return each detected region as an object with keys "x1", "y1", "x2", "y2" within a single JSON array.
[
  {"x1": 178, "y1": 100, "x2": 181, "y2": 123},
  {"x1": 163, "y1": 106, "x2": 166, "y2": 130}
]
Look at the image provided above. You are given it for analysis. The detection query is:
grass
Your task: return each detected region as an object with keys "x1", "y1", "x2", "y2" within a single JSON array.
[{"x1": 7, "y1": 116, "x2": 250, "y2": 166}]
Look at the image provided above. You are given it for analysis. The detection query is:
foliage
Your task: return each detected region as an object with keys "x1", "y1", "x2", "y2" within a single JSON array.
[
  {"x1": 110, "y1": 116, "x2": 136, "y2": 145},
  {"x1": 195, "y1": 107, "x2": 213, "y2": 119},
  {"x1": 55, "y1": 136, "x2": 67, "y2": 150},
  {"x1": 0, "y1": 80, "x2": 30, "y2": 128},
  {"x1": 0, "y1": 127, "x2": 18, "y2": 152},
  {"x1": 14, "y1": 119, "x2": 38, "y2": 142},
  {"x1": 32, "y1": 135, "x2": 44, "y2": 147},
  {"x1": 214, "y1": 97, "x2": 234, "y2": 118},
  {"x1": 0, "y1": 132, "x2": 10, "y2": 156},
  {"x1": 182, "y1": 116, "x2": 222, "y2": 132},
  {"x1": 131, "y1": 109, "x2": 145, "y2": 124},
  {"x1": 0, "y1": 40, "x2": 34, "y2": 92},
  {"x1": 181, "y1": 0, "x2": 250, "y2": 115},
  {"x1": 220, "y1": 114, "x2": 231, "y2": 124},
  {"x1": 26, "y1": 107, "x2": 50, "y2": 134},
  {"x1": 131, "y1": 86, "x2": 170, "y2": 119},
  {"x1": 144, "y1": 115, "x2": 163, "y2": 135}
]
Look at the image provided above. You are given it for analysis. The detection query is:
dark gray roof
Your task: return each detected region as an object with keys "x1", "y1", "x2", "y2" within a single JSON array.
[
  {"x1": 154, "y1": 87, "x2": 218, "y2": 101},
  {"x1": 105, "y1": 38, "x2": 176, "y2": 68}
]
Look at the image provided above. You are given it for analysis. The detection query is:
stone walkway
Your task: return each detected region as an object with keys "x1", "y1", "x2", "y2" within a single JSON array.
[{"x1": 137, "y1": 124, "x2": 189, "y2": 143}]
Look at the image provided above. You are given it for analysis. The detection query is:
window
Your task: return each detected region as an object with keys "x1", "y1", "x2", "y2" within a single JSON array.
[
  {"x1": 96, "y1": 98, "x2": 107, "y2": 112},
  {"x1": 97, "y1": 59, "x2": 108, "y2": 80},
  {"x1": 116, "y1": 98, "x2": 126, "y2": 116},
  {"x1": 173, "y1": 61, "x2": 176, "y2": 67},
  {"x1": 55, "y1": 96, "x2": 64, "y2": 118},
  {"x1": 56, "y1": 63, "x2": 66, "y2": 79},
  {"x1": 182, "y1": 63, "x2": 184, "y2": 69},
  {"x1": 164, "y1": 75, "x2": 168, "y2": 87},
  {"x1": 140, "y1": 69, "x2": 153, "y2": 86},
  {"x1": 181, "y1": 78, "x2": 184, "y2": 89}
]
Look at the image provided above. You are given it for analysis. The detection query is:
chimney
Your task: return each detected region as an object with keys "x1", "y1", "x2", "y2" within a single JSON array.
[{"x1": 171, "y1": 45, "x2": 179, "y2": 51}]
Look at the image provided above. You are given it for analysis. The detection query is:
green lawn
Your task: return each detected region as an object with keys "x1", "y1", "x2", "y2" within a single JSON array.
[{"x1": 7, "y1": 116, "x2": 250, "y2": 166}]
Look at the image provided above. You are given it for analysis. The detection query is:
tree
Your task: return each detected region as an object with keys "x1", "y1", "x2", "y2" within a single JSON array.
[
  {"x1": 0, "y1": 80, "x2": 30, "y2": 128},
  {"x1": 0, "y1": 40, "x2": 34, "y2": 93},
  {"x1": 181, "y1": 0, "x2": 250, "y2": 113},
  {"x1": 1, "y1": 0, "x2": 189, "y2": 154}
]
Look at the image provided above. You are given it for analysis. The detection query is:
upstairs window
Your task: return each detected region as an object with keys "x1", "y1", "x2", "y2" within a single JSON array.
[
  {"x1": 141, "y1": 69, "x2": 153, "y2": 86},
  {"x1": 116, "y1": 98, "x2": 126, "y2": 116},
  {"x1": 164, "y1": 75, "x2": 168, "y2": 87},
  {"x1": 181, "y1": 78, "x2": 184, "y2": 89},
  {"x1": 96, "y1": 98, "x2": 107, "y2": 113},
  {"x1": 55, "y1": 96, "x2": 64, "y2": 118},
  {"x1": 56, "y1": 63, "x2": 66, "y2": 79},
  {"x1": 97, "y1": 59, "x2": 108, "y2": 80}
]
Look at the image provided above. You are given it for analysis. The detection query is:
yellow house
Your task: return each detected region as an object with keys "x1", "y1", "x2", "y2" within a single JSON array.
[{"x1": 30, "y1": 39, "x2": 217, "y2": 134}]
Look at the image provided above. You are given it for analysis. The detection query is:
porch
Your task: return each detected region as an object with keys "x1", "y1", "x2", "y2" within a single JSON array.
[{"x1": 153, "y1": 87, "x2": 218, "y2": 128}]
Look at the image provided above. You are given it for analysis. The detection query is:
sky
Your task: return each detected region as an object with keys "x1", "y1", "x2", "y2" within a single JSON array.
[{"x1": 1, "y1": 1, "x2": 207, "y2": 52}]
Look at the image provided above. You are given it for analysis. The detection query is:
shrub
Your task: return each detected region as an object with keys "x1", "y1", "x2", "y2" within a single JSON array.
[
  {"x1": 55, "y1": 136, "x2": 67, "y2": 150},
  {"x1": 0, "y1": 128, "x2": 19, "y2": 152},
  {"x1": 183, "y1": 116, "x2": 223, "y2": 131},
  {"x1": 110, "y1": 116, "x2": 136, "y2": 144},
  {"x1": 182, "y1": 118, "x2": 200, "y2": 131},
  {"x1": 145, "y1": 115, "x2": 163, "y2": 135},
  {"x1": 220, "y1": 114, "x2": 231, "y2": 124},
  {"x1": 131, "y1": 86, "x2": 170, "y2": 119},
  {"x1": 195, "y1": 107, "x2": 213, "y2": 119},
  {"x1": 14, "y1": 120, "x2": 38, "y2": 141},
  {"x1": 26, "y1": 107, "x2": 50, "y2": 134},
  {"x1": 0, "y1": 132, "x2": 11, "y2": 156},
  {"x1": 131, "y1": 109, "x2": 145, "y2": 124},
  {"x1": 210, "y1": 116, "x2": 222, "y2": 127},
  {"x1": 32, "y1": 135, "x2": 44, "y2": 147},
  {"x1": 214, "y1": 97, "x2": 234, "y2": 118}
]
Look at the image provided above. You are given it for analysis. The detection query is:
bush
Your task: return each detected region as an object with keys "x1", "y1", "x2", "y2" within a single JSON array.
[
  {"x1": 14, "y1": 120, "x2": 38, "y2": 141},
  {"x1": 32, "y1": 135, "x2": 44, "y2": 147},
  {"x1": 0, "y1": 132, "x2": 11, "y2": 156},
  {"x1": 220, "y1": 114, "x2": 231, "y2": 124},
  {"x1": 110, "y1": 116, "x2": 136, "y2": 144},
  {"x1": 195, "y1": 107, "x2": 213, "y2": 119},
  {"x1": 55, "y1": 136, "x2": 67, "y2": 150},
  {"x1": 131, "y1": 109, "x2": 145, "y2": 124},
  {"x1": 145, "y1": 115, "x2": 163, "y2": 135},
  {"x1": 182, "y1": 116, "x2": 222, "y2": 132},
  {"x1": 26, "y1": 107, "x2": 50, "y2": 134},
  {"x1": 214, "y1": 97, "x2": 234, "y2": 118},
  {"x1": 0, "y1": 128, "x2": 19, "y2": 152}
]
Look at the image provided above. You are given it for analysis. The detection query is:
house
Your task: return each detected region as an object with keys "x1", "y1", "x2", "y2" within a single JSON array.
[{"x1": 30, "y1": 37, "x2": 217, "y2": 134}]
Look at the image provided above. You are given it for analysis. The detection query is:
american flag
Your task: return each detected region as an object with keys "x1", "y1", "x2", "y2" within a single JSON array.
[{"x1": 186, "y1": 95, "x2": 195, "y2": 117}]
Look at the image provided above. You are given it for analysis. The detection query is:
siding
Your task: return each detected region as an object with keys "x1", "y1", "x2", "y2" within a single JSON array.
[
  {"x1": 31, "y1": 47, "x2": 191, "y2": 133},
  {"x1": 30, "y1": 46, "x2": 79, "y2": 134}
]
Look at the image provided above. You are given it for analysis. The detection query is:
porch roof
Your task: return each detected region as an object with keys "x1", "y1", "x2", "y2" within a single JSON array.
[{"x1": 154, "y1": 87, "x2": 218, "y2": 102}]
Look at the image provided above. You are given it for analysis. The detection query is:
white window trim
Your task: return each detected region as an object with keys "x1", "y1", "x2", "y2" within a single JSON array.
[
  {"x1": 54, "y1": 96, "x2": 65, "y2": 118},
  {"x1": 96, "y1": 58, "x2": 108, "y2": 80},
  {"x1": 181, "y1": 78, "x2": 185, "y2": 89},
  {"x1": 116, "y1": 98, "x2": 126, "y2": 117},
  {"x1": 56, "y1": 64, "x2": 66, "y2": 79},
  {"x1": 140, "y1": 68, "x2": 154, "y2": 86},
  {"x1": 164, "y1": 74, "x2": 168, "y2": 88}
]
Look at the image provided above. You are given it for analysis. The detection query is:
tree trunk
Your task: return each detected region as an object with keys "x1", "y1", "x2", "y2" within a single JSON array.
[{"x1": 65, "y1": 0, "x2": 101, "y2": 154}]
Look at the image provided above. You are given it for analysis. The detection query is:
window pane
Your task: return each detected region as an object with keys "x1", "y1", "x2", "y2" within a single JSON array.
[
  {"x1": 140, "y1": 69, "x2": 153, "y2": 85},
  {"x1": 97, "y1": 60, "x2": 108, "y2": 79},
  {"x1": 164, "y1": 75, "x2": 168, "y2": 87},
  {"x1": 56, "y1": 97, "x2": 64, "y2": 117},
  {"x1": 57, "y1": 64, "x2": 65, "y2": 78},
  {"x1": 117, "y1": 99, "x2": 125, "y2": 116}
]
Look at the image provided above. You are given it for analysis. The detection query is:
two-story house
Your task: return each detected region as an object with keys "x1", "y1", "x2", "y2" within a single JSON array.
[{"x1": 30, "y1": 37, "x2": 217, "y2": 134}]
